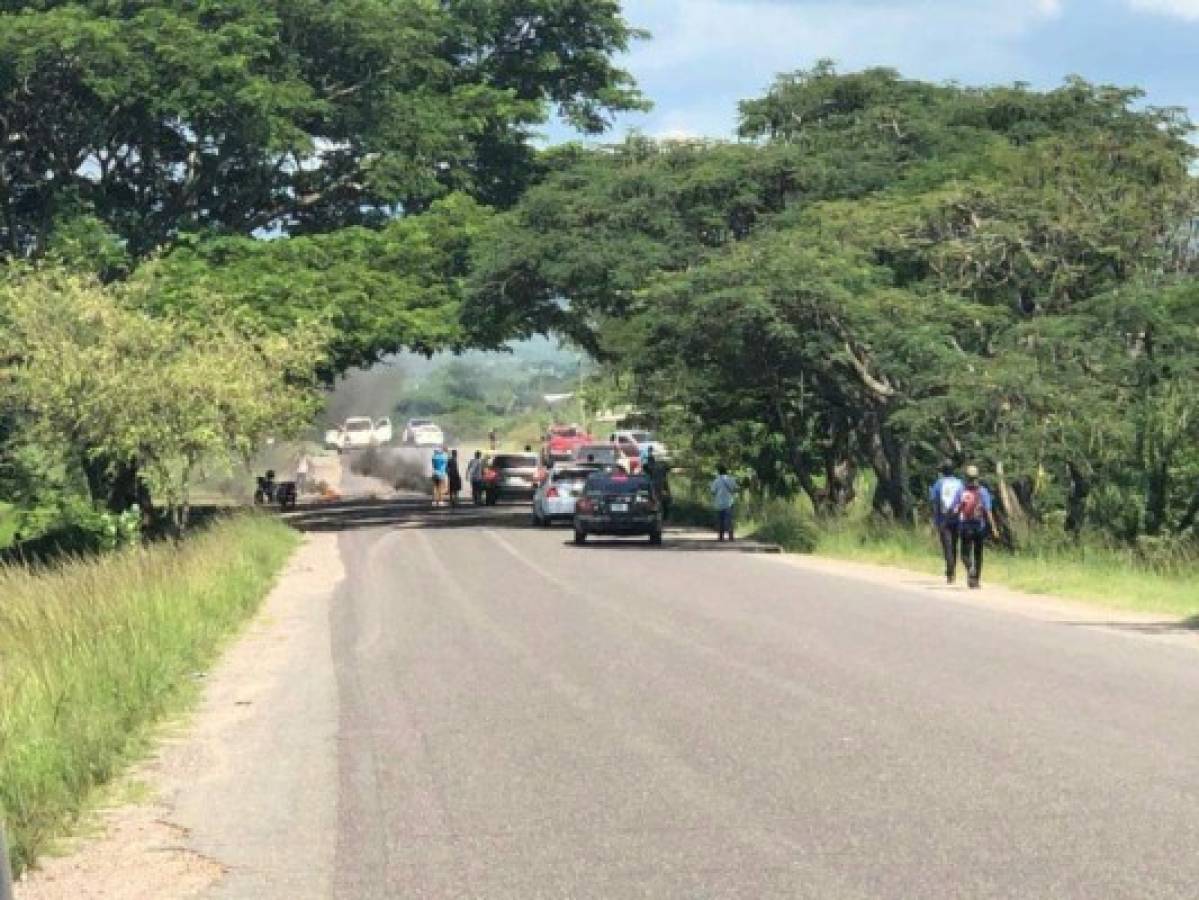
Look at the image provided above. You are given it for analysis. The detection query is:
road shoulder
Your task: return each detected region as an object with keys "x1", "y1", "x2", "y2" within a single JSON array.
[
  {"x1": 16, "y1": 532, "x2": 342, "y2": 900},
  {"x1": 774, "y1": 552, "x2": 1199, "y2": 648}
]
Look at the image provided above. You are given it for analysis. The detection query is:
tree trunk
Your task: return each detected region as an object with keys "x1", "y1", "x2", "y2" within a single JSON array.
[
  {"x1": 868, "y1": 417, "x2": 913, "y2": 521},
  {"x1": 994, "y1": 460, "x2": 1030, "y2": 548},
  {"x1": 1065, "y1": 462, "x2": 1090, "y2": 534},
  {"x1": 1145, "y1": 462, "x2": 1169, "y2": 536}
]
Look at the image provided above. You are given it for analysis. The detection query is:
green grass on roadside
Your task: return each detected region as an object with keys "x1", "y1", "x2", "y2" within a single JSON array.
[
  {"x1": 0, "y1": 515, "x2": 298, "y2": 876},
  {"x1": 671, "y1": 477, "x2": 1197, "y2": 618},
  {"x1": 0, "y1": 502, "x2": 16, "y2": 549},
  {"x1": 815, "y1": 521, "x2": 1199, "y2": 620}
]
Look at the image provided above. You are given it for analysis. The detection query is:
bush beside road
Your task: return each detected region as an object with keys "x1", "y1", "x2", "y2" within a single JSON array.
[{"x1": 0, "y1": 515, "x2": 298, "y2": 877}]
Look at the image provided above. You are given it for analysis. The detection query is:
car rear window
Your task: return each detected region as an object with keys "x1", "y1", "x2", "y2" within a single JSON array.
[
  {"x1": 345, "y1": 420, "x2": 372, "y2": 432},
  {"x1": 553, "y1": 468, "x2": 595, "y2": 481},
  {"x1": 585, "y1": 473, "x2": 651, "y2": 494},
  {"x1": 491, "y1": 455, "x2": 538, "y2": 468},
  {"x1": 577, "y1": 446, "x2": 618, "y2": 461}
]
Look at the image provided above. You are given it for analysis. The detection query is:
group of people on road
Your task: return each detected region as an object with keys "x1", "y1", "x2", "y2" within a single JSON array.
[
  {"x1": 930, "y1": 461, "x2": 998, "y2": 589},
  {"x1": 431, "y1": 447, "x2": 492, "y2": 507}
]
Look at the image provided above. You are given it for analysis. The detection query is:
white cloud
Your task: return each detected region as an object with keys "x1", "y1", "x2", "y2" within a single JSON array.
[
  {"x1": 1127, "y1": 0, "x2": 1199, "y2": 18},
  {"x1": 619, "y1": 0, "x2": 1066, "y2": 137}
]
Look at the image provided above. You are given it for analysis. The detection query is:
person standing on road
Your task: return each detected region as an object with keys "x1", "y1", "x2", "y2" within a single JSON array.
[
  {"x1": 466, "y1": 451, "x2": 484, "y2": 505},
  {"x1": 295, "y1": 453, "x2": 311, "y2": 496},
  {"x1": 644, "y1": 448, "x2": 671, "y2": 521},
  {"x1": 952, "y1": 465, "x2": 997, "y2": 590},
  {"x1": 431, "y1": 446, "x2": 449, "y2": 507},
  {"x1": 488, "y1": 429, "x2": 498, "y2": 452},
  {"x1": 447, "y1": 449, "x2": 463, "y2": 508},
  {"x1": 930, "y1": 460, "x2": 964, "y2": 584},
  {"x1": 711, "y1": 465, "x2": 738, "y2": 542}
]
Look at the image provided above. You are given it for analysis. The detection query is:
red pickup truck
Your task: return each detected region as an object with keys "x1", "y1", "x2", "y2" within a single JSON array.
[{"x1": 543, "y1": 425, "x2": 594, "y2": 463}]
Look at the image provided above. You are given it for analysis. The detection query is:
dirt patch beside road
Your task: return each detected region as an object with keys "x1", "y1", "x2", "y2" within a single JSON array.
[{"x1": 16, "y1": 532, "x2": 343, "y2": 899}]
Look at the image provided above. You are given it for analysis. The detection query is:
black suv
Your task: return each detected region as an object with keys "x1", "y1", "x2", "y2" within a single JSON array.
[
  {"x1": 482, "y1": 452, "x2": 542, "y2": 505},
  {"x1": 573, "y1": 471, "x2": 663, "y2": 545}
]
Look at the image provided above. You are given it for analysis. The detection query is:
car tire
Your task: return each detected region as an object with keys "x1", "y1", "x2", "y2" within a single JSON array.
[
  {"x1": 649, "y1": 529, "x2": 663, "y2": 546},
  {"x1": 574, "y1": 528, "x2": 587, "y2": 545}
]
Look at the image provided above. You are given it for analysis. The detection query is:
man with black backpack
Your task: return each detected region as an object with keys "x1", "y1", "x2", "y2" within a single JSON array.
[
  {"x1": 952, "y1": 465, "x2": 998, "y2": 590},
  {"x1": 929, "y1": 460, "x2": 964, "y2": 584}
]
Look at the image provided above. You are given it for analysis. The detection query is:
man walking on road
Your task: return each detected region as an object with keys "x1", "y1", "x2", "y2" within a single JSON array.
[
  {"x1": 711, "y1": 465, "x2": 738, "y2": 542},
  {"x1": 930, "y1": 460, "x2": 964, "y2": 583},
  {"x1": 953, "y1": 465, "x2": 997, "y2": 590},
  {"x1": 447, "y1": 449, "x2": 463, "y2": 508},
  {"x1": 644, "y1": 448, "x2": 671, "y2": 521},
  {"x1": 466, "y1": 451, "x2": 484, "y2": 505}
]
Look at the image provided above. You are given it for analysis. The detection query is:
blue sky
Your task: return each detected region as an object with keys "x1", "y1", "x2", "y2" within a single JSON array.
[{"x1": 567, "y1": 0, "x2": 1199, "y2": 141}]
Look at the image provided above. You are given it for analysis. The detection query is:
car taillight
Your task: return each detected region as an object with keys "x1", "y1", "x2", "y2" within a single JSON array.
[
  {"x1": 546, "y1": 486, "x2": 559, "y2": 499},
  {"x1": 483, "y1": 468, "x2": 498, "y2": 482}
]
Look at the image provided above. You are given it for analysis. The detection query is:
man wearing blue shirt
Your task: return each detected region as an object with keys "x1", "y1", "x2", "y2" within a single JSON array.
[
  {"x1": 951, "y1": 465, "x2": 998, "y2": 590},
  {"x1": 929, "y1": 460, "x2": 964, "y2": 584},
  {"x1": 710, "y1": 465, "x2": 738, "y2": 542}
]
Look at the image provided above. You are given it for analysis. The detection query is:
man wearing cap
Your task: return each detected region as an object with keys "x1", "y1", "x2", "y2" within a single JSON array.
[
  {"x1": 951, "y1": 465, "x2": 998, "y2": 589},
  {"x1": 929, "y1": 460, "x2": 964, "y2": 584}
]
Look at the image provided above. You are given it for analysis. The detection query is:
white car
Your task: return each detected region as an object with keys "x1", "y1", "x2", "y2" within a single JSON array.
[
  {"x1": 327, "y1": 417, "x2": 392, "y2": 452},
  {"x1": 402, "y1": 418, "x2": 445, "y2": 447},
  {"x1": 532, "y1": 464, "x2": 603, "y2": 526},
  {"x1": 609, "y1": 430, "x2": 669, "y2": 461}
]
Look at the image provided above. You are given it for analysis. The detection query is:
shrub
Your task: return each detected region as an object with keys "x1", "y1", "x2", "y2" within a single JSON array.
[{"x1": 751, "y1": 500, "x2": 818, "y2": 553}]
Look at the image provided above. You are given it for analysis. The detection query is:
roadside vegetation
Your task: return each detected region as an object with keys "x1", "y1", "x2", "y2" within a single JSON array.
[
  {"x1": 2, "y1": 0, "x2": 1198, "y2": 871},
  {"x1": 480, "y1": 65, "x2": 1199, "y2": 597},
  {"x1": 814, "y1": 518, "x2": 1199, "y2": 620},
  {"x1": 671, "y1": 474, "x2": 1197, "y2": 618},
  {"x1": 0, "y1": 515, "x2": 298, "y2": 876}
]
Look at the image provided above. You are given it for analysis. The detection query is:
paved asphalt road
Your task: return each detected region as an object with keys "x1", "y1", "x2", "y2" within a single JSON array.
[{"x1": 266, "y1": 460, "x2": 1199, "y2": 899}]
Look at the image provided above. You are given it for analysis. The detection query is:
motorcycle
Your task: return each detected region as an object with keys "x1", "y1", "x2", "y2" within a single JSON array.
[{"x1": 254, "y1": 471, "x2": 297, "y2": 510}]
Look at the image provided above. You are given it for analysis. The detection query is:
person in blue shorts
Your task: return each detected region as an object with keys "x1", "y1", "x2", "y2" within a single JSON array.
[{"x1": 431, "y1": 446, "x2": 449, "y2": 506}]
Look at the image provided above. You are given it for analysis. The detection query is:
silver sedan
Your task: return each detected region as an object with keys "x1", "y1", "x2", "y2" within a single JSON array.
[{"x1": 531, "y1": 465, "x2": 606, "y2": 526}]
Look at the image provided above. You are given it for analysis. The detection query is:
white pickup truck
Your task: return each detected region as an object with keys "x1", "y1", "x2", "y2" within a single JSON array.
[{"x1": 324, "y1": 417, "x2": 392, "y2": 452}]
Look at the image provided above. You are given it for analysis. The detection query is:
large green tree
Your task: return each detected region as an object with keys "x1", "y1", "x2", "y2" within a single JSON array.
[
  {"x1": 471, "y1": 66, "x2": 1199, "y2": 537},
  {"x1": 0, "y1": 0, "x2": 647, "y2": 258}
]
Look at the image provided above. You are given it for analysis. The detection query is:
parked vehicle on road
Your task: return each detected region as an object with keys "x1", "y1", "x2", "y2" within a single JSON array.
[
  {"x1": 571, "y1": 443, "x2": 639, "y2": 473},
  {"x1": 544, "y1": 425, "x2": 594, "y2": 463},
  {"x1": 609, "y1": 429, "x2": 669, "y2": 461},
  {"x1": 402, "y1": 418, "x2": 445, "y2": 447},
  {"x1": 532, "y1": 465, "x2": 602, "y2": 526},
  {"x1": 327, "y1": 417, "x2": 392, "y2": 452},
  {"x1": 482, "y1": 452, "x2": 542, "y2": 505},
  {"x1": 573, "y1": 470, "x2": 662, "y2": 545}
]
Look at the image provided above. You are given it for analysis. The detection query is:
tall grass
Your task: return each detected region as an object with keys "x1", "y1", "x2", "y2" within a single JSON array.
[
  {"x1": 671, "y1": 474, "x2": 1197, "y2": 617},
  {"x1": 816, "y1": 518, "x2": 1199, "y2": 619},
  {"x1": 0, "y1": 515, "x2": 298, "y2": 875}
]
